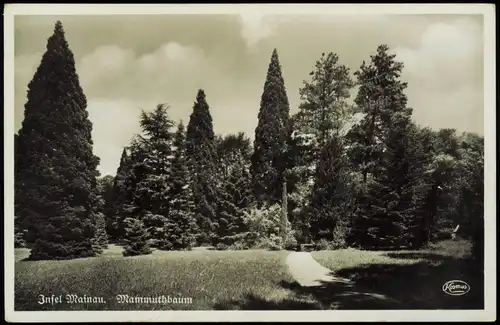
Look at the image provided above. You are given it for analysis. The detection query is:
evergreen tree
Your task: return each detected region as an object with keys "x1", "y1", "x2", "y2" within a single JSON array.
[
  {"x1": 90, "y1": 176, "x2": 112, "y2": 252},
  {"x1": 108, "y1": 148, "x2": 131, "y2": 241},
  {"x1": 122, "y1": 217, "x2": 152, "y2": 257},
  {"x1": 216, "y1": 157, "x2": 253, "y2": 246},
  {"x1": 158, "y1": 121, "x2": 198, "y2": 250},
  {"x1": 214, "y1": 133, "x2": 253, "y2": 246},
  {"x1": 15, "y1": 21, "x2": 100, "y2": 260},
  {"x1": 251, "y1": 49, "x2": 291, "y2": 206},
  {"x1": 456, "y1": 133, "x2": 484, "y2": 263},
  {"x1": 186, "y1": 90, "x2": 218, "y2": 245},
  {"x1": 92, "y1": 212, "x2": 109, "y2": 253},
  {"x1": 215, "y1": 133, "x2": 252, "y2": 180},
  {"x1": 309, "y1": 136, "x2": 353, "y2": 244},
  {"x1": 123, "y1": 104, "x2": 176, "y2": 246},
  {"x1": 348, "y1": 45, "x2": 421, "y2": 249},
  {"x1": 346, "y1": 45, "x2": 410, "y2": 183},
  {"x1": 293, "y1": 52, "x2": 355, "y2": 181},
  {"x1": 290, "y1": 52, "x2": 355, "y2": 242}
]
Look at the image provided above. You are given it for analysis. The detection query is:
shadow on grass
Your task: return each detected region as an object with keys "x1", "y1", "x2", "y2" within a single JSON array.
[
  {"x1": 383, "y1": 251, "x2": 454, "y2": 260},
  {"x1": 214, "y1": 255, "x2": 484, "y2": 310},
  {"x1": 213, "y1": 289, "x2": 320, "y2": 310}
]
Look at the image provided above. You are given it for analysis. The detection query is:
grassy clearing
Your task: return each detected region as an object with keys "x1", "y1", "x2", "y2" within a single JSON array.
[
  {"x1": 312, "y1": 239, "x2": 472, "y2": 272},
  {"x1": 15, "y1": 247, "x2": 306, "y2": 311},
  {"x1": 309, "y1": 239, "x2": 483, "y2": 309},
  {"x1": 14, "y1": 239, "x2": 482, "y2": 310}
]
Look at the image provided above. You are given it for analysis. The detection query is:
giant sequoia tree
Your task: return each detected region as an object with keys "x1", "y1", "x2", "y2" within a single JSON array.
[
  {"x1": 186, "y1": 89, "x2": 218, "y2": 245},
  {"x1": 251, "y1": 49, "x2": 291, "y2": 207},
  {"x1": 15, "y1": 21, "x2": 100, "y2": 260}
]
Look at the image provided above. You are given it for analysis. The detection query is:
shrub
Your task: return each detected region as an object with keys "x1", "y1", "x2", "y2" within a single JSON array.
[
  {"x1": 315, "y1": 238, "x2": 332, "y2": 251},
  {"x1": 283, "y1": 236, "x2": 298, "y2": 251},
  {"x1": 14, "y1": 215, "x2": 27, "y2": 248},
  {"x1": 235, "y1": 204, "x2": 295, "y2": 249},
  {"x1": 330, "y1": 217, "x2": 350, "y2": 249},
  {"x1": 15, "y1": 233, "x2": 27, "y2": 248},
  {"x1": 215, "y1": 243, "x2": 229, "y2": 251},
  {"x1": 228, "y1": 241, "x2": 248, "y2": 250}
]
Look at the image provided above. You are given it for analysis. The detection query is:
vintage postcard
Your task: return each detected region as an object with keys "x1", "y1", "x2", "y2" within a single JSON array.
[{"x1": 4, "y1": 3, "x2": 496, "y2": 322}]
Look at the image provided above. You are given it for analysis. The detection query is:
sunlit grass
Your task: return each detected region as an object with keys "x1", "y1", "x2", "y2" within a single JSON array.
[{"x1": 15, "y1": 248, "x2": 296, "y2": 310}]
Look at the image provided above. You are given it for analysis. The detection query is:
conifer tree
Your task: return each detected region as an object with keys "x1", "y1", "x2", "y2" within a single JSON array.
[
  {"x1": 123, "y1": 104, "x2": 176, "y2": 247},
  {"x1": 456, "y1": 133, "x2": 484, "y2": 262},
  {"x1": 92, "y1": 212, "x2": 109, "y2": 253},
  {"x1": 122, "y1": 218, "x2": 152, "y2": 257},
  {"x1": 251, "y1": 49, "x2": 291, "y2": 207},
  {"x1": 309, "y1": 136, "x2": 353, "y2": 243},
  {"x1": 158, "y1": 121, "x2": 198, "y2": 250},
  {"x1": 15, "y1": 21, "x2": 100, "y2": 260},
  {"x1": 186, "y1": 90, "x2": 218, "y2": 245},
  {"x1": 91, "y1": 176, "x2": 112, "y2": 252},
  {"x1": 293, "y1": 52, "x2": 355, "y2": 181},
  {"x1": 348, "y1": 45, "x2": 421, "y2": 249},
  {"x1": 108, "y1": 148, "x2": 131, "y2": 240},
  {"x1": 213, "y1": 133, "x2": 253, "y2": 246}
]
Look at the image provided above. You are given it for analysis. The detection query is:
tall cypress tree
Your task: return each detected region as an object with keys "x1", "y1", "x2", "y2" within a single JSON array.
[
  {"x1": 251, "y1": 49, "x2": 291, "y2": 207},
  {"x1": 15, "y1": 21, "x2": 100, "y2": 260},
  {"x1": 186, "y1": 89, "x2": 218, "y2": 245}
]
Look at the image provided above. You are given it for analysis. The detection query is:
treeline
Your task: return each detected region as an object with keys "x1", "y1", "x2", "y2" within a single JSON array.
[{"x1": 14, "y1": 22, "x2": 484, "y2": 261}]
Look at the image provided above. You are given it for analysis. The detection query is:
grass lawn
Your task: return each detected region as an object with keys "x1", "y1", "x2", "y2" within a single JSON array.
[
  {"x1": 15, "y1": 246, "x2": 311, "y2": 311},
  {"x1": 309, "y1": 239, "x2": 484, "y2": 309},
  {"x1": 14, "y1": 240, "x2": 483, "y2": 310}
]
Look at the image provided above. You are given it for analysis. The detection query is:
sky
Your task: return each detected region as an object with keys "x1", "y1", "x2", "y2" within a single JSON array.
[{"x1": 13, "y1": 13, "x2": 485, "y2": 176}]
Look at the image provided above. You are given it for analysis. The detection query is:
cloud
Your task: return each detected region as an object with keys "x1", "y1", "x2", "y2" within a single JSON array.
[
  {"x1": 86, "y1": 98, "x2": 148, "y2": 176},
  {"x1": 77, "y1": 42, "x2": 231, "y2": 103},
  {"x1": 14, "y1": 14, "x2": 484, "y2": 176},
  {"x1": 392, "y1": 17, "x2": 483, "y2": 132},
  {"x1": 238, "y1": 12, "x2": 279, "y2": 49},
  {"x1": 393, "y1": 18, "x2": 483, "y2": 91}
]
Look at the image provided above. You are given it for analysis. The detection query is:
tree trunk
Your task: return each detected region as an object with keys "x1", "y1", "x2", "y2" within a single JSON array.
[{"x1": 281, "y1": 179, "x2": 288, "y2": 243}]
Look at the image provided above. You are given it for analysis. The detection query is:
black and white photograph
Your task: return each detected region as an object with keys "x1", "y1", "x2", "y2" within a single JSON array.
[{"x1": 4, "y1": 3, "x2": 496, "y2": 322}]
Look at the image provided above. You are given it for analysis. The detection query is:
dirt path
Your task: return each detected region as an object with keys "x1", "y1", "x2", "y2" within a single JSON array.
[{"x1": 285, "y1": 252, "x2": 353, "y2": 287}]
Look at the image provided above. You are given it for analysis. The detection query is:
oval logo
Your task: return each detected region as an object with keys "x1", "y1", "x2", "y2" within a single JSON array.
[{"x1": 442, "y1": 280, "x2": 470, "y2": 296}]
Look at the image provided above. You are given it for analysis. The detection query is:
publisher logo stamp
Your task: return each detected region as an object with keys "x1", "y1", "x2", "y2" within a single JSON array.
[{"x1": 442, "y1": 280, "x2": 470, "y2": 296}]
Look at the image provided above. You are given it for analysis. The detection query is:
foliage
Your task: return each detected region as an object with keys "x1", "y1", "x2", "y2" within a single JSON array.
[
  {"x1": 251, "y1": 49, "x2": 291, "y2": 206},
  {"x1": 16, "y1": 21, "x2": 100, "y2": 260},
  {"x1": 108, "y1": 148, "x2": 132, "y2": 240},
  {"x1": 122, "y1": 217, "x2": 152, "y2": 257},
  {"x1": 14, "y1": 215, "x2": 27, "y2": 248},
  {"x1": 158, "y1": 121, "x2": 198, "y2": 251},
  {"x1": 309, "y1": 135, "x2": 354, "y2": 242},
  {"x1": 186, "y1": 89, "x2": 218, "y2": 245},
  {"x1": 92, "y1": 212, "x2": 109, "y2": 253},
  {"x1": 233, "y1": 204, "x2": 295, "y2": 250}
]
